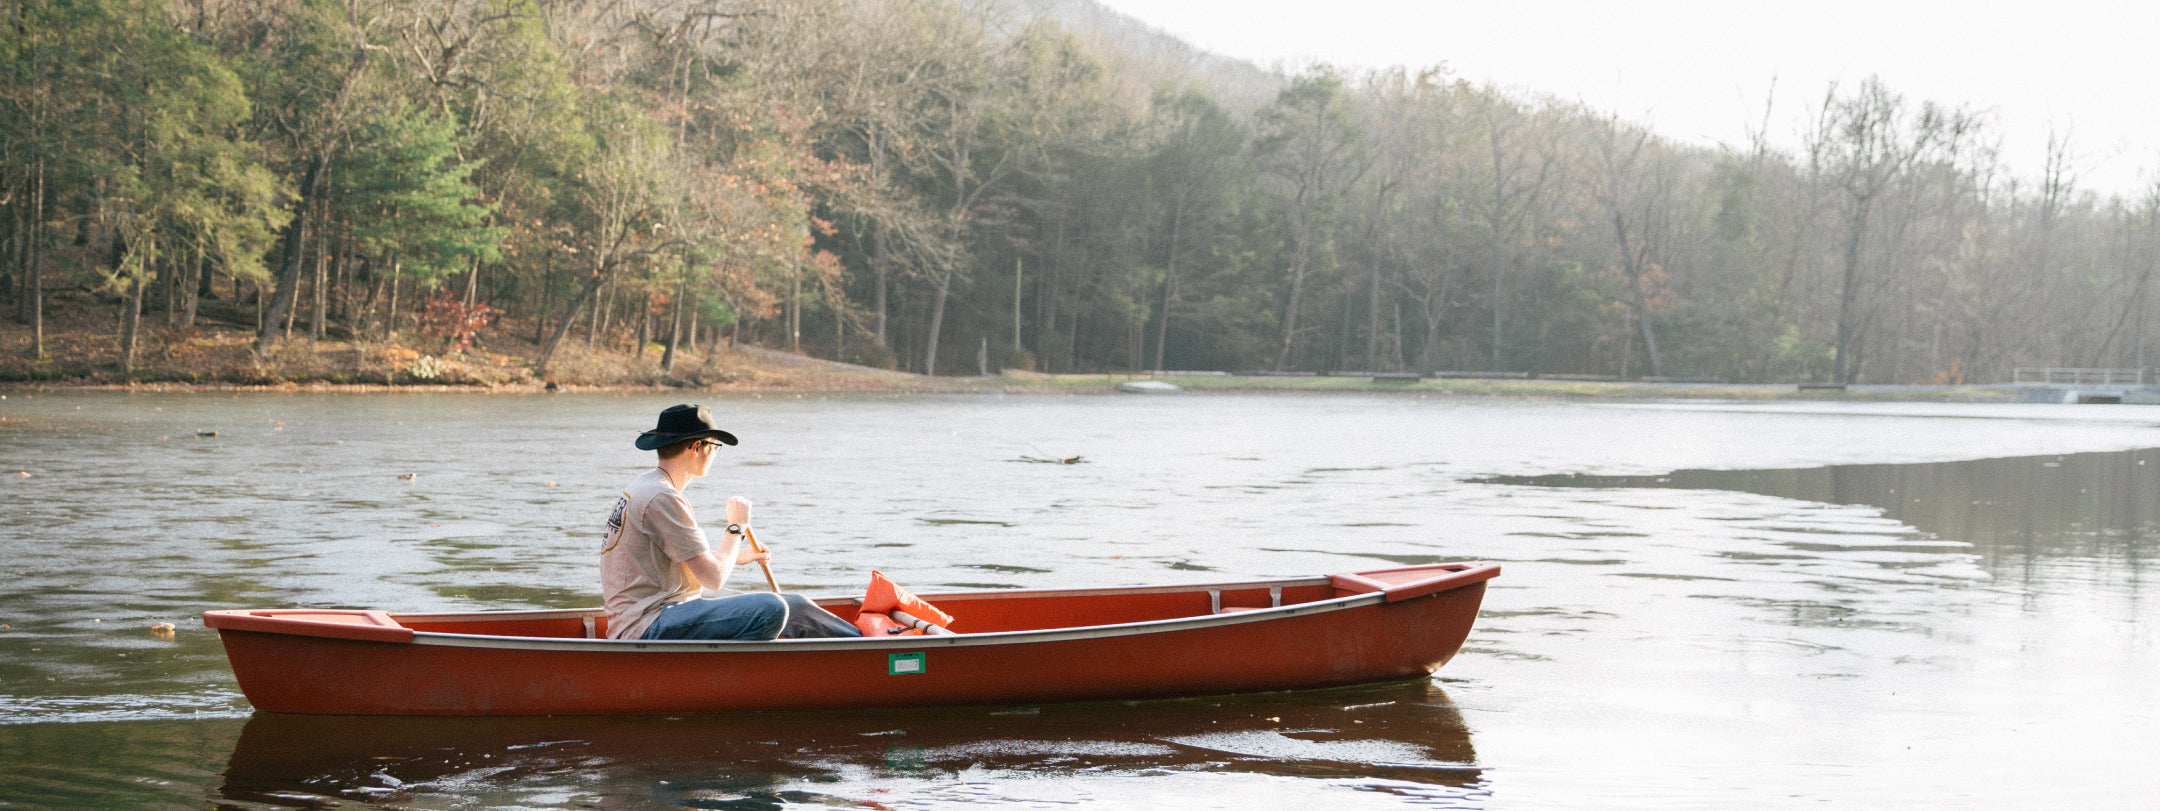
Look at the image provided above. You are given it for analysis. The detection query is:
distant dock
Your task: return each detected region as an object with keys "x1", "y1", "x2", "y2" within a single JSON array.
[{"x1": 2012, "y1": 367, "x2": 2160, "y2": 404}]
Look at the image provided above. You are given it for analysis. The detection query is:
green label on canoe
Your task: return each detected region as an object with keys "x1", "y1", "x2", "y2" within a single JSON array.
[{"x1": 888, "y1": 651, "x2": 926, "y2": 675}]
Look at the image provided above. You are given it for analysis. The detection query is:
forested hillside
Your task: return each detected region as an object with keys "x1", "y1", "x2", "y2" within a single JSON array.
[{"x1": 4, "y1": 0, "x2": 2154, "y2": 384}]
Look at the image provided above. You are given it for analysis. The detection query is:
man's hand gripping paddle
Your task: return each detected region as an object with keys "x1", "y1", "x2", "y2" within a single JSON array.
[{"x1": 726, "y1": 497, "x2": 783, "y2": 593}]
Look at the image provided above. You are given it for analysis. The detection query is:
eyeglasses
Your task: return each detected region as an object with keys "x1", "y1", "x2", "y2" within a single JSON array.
[{"x1": 696, "y1": 440, "x2": 725, "y2": 452}]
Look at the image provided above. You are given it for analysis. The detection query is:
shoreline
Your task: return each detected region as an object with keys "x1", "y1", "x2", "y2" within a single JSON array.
[
  {"x1": 0, "y1": 292, "x2": 2056, "y2": 402},
  {"x1": 0, "y1": 370, "x2": 2035, "y2": 403}
]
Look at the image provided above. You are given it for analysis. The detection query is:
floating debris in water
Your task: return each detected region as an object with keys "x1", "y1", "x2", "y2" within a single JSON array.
[
  {"x1": 15, "y1": 471, "x2": 27, "y2": 477},
  {"x1": 1021, "y1": 443, "x2": 1084, "y2": 464},
  {"x1": 398, "y1": 473, "x2": 418, "y2": 480},
  {"x1": 150, "y1": 622, "x2": 175, "y2": 637},
  {"x1": 196, "y1": 430, "x2": 219, "y2": 437}
]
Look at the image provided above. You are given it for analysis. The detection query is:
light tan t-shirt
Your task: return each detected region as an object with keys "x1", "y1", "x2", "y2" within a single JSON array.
[{"x1": 600, "y1": 468, "x2": 712, "y2": 639}]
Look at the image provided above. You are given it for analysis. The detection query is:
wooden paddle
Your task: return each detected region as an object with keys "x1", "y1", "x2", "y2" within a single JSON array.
[{"x1": 727, "y1": 497, "x2": 783, "y2": 593}]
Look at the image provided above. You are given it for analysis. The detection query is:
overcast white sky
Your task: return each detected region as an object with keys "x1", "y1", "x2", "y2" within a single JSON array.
[{"x1": 1091, "y1": 0, "x2": 2160, "y2": 198}]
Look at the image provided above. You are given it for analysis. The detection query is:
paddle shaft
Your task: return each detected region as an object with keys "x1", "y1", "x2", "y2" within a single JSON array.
[{"x1": 742, "y1": 526, "x2": 782, "y2": 593}]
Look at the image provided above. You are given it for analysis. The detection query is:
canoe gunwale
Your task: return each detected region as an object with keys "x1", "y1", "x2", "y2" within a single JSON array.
[{"x1": 372, "y1": 573, "x2": 1346, "y2": 627}]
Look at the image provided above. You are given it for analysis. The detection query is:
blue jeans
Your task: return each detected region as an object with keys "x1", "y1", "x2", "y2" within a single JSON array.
[{"x1": 641, "y1": 592, "x2": 864, "y2": 641}]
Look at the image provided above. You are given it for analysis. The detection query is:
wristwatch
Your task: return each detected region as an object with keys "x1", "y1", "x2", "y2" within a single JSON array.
[{"x1": 725, "y1": 523, "x2": 744, "y2": 535}]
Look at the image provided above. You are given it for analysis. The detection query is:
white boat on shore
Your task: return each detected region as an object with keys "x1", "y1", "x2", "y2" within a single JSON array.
[{"x1": 1116, "y1": 380, "x2": 1182, "y2": 394}]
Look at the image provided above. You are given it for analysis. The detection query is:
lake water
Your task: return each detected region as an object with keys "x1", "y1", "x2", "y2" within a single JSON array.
[{"x1": 1, "y1": 391, "x2": 2156, "y2": 809}]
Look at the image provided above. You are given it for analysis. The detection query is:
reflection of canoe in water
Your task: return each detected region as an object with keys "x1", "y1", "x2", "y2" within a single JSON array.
[
  {"x1": 217, "y1": 681, "x2": 1480, "y2": 807},
  {"x1": 203, "y1": 562, "x2": 1497, "y2": 716}
]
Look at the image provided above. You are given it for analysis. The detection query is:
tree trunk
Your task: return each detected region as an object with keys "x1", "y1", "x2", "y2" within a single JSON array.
[
  {"x1": 119, "y1": 234, "x2": 149, "y2": 375},
  {"x1": 872, "y1": 221, "x2": 889, "y2": 345},
  {"x1": 537, "y1": 267, "x2": 611, "y2": 377},
  {"x1": 163, "y1": 245, "x2": 179, "y2": 325},
  {"x1": 635, "y1": 290, "x2": 652, "y2": 360},
  {"x1": 1272, "y1": 244, "x2": 1309, "y2": 371},
  {"x1": 1418, "y1": 293, "x2": 1440, "y2": 375},
  {"x1": 870, "y1": 126, "x2": 889, "y2": 345},
  {"x1": 8, "y1": 199, "x2": 22, "y2": 318},
  {"x1": 1152, "y1": 204, "x2": 1181, "y2": 372},
  {"x1": 586, "y1": 280, "x2": 603, "y2": 345},
  {"x1": 923, "y1": 266, "x2": 952, "y2": 375},
  {"x1": 359, "y1": 264, "x2": 384, "y2": 331},
  {"x1": 1610, "y1": 205, "x2": 1665, "y2": 379},
  {"x1": 601, "y1": 283, "x2": 617, "y2": 347},
  {"x1": 256, "y1": 149, "x2": 331, "y2": 351},
  {"x1": 311, "y1": 228, "x2": 328, "y2": 340},
  {"x1": 1390, "y1": 295, "x2": 1406, "y2": 369},
  {"x1": 1488, "y1": 123, "x2": 1509, "y2": 372},
  {"x1": 28, "y1": 178, "x2": 45, "y2": 357},
  {"x1": 1417, "y1": 258, "x2": 1453, "y2": 376},
  {"x1": 1334, "y1": 276, "x2": 1355, "y2": 372},
  {"x1": 1630, "y1": 274, "x2": 1663, "y2": 378},
  {"x1": 386, "y1": 264, "x2": 401, "y2": 337},
  {"x1": 662, "y1": 275, "x2": 687, "y2": 372},
  {"x1": 6, "y1": 205, "x2": 17, "y2": 315},
  {"x1": 1367, "y1": 259, "x2": 1382, "y2": 371},
  {"x1": 181, "y1": 243, "x2": 201, "y2": 328},
  {"x1": 194, "y1": 245, "x2": 213, "y2": 303},
  {"x1": 1489, "y1": 234, "x2": 1504, "y2": 371},
  {"x1": 1833, "y1": 199, "x2": 1871, "y2": 384},
  {"x1": 1039, "y1": 214, "x2": 1066, "y2": 371},
  {"x1": 121, "y1": 271, "x2": 144, "y2": 375},
  {"x1": 462, "y1": 254, "x2": 480, "y2": 307},
  {"x1": 532, "y1": 266, "x2": 551, "y2": 345},
  {"x1": 1066, "y1": 305, "x2": 1080, "y2": 372},
  {"x1": 284, "y1": 264, "x2": 300, "y2": 340},
  {"x1": 25, "y1": 156, "x2": 46, "y2": 359}
]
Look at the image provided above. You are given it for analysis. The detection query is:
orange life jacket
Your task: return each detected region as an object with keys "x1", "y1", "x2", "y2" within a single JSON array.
[
  {"x1": 853, "y1": 570, "x2": 955, "y2": 636},
  {"x1": 854, "y1": 612, "x2": 920, "y2": 636}
]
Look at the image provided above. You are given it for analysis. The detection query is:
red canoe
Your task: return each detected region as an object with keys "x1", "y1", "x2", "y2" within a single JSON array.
[{"x1": 202, "y1": 562, "x2": 1499, "y2": 716}]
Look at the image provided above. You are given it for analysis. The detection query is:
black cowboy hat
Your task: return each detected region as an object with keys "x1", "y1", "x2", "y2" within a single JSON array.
[{"x1": 635, "y1": 404, "x2": 740, "y2": 451}]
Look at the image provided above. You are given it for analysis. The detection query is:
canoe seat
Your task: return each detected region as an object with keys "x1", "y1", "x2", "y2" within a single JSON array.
[{"x1": 1209, "y1": 586, "x2": 1284, "y2": 615}]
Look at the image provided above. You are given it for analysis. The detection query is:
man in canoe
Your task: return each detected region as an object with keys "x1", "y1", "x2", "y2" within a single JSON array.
[{"x1": 600, "y1": 404, "x2": 861, "y2": 641}]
